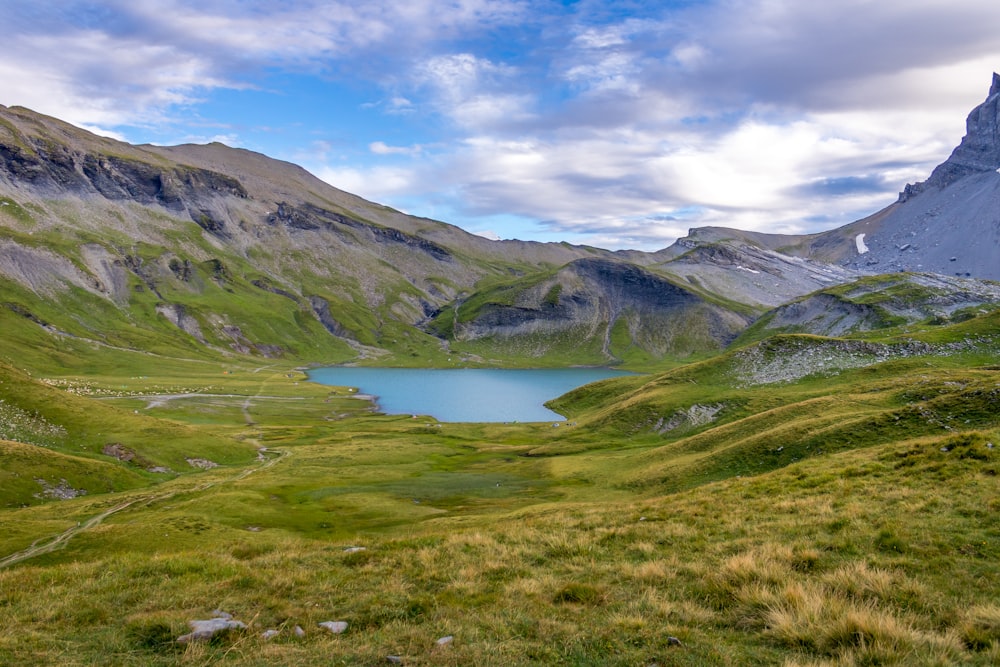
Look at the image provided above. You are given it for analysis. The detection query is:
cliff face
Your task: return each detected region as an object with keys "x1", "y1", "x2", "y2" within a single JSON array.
[
  {"x1": 921, "y1": 72, "x2": 1000, "y2": 192},
  {"x1": 675, "y1": 74, "x2": 1000, "y2": 282},
  {"x1": 437, "y1": 258, "x2": 752, "y2": 363},
  {"x1": 819, "y1": 74, "x2": 1000, "y2": 280}
]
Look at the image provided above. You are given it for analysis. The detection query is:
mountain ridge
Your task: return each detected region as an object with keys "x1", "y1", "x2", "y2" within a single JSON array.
[{"x1": 3, "y1": 75, "x2": 1000, "y2": 367}]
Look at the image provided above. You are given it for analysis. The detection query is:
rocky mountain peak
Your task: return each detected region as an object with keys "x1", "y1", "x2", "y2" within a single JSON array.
[{"x1": 901, "y1": 72, "x2": 1000, "y2": 198}]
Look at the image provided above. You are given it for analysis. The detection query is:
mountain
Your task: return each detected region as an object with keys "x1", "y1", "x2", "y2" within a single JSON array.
[
  {"x1": 814, "y1": 72, "x2": 1000, "y2": 278},
  {"x1": 430, "y1": 257, "x2": 753, "y2": 364},
  {"x1": 3, "y1": 74, "x2": 1000, "y2": 370},
  {"x1": 0, "y1": 103, "x2": 739, "y2": 366},
  {"x1": 668, "y1": 73, "x2": 1000, "y2": 282}
]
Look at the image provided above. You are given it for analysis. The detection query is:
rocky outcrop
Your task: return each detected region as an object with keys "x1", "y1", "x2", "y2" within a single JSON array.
[
  {"x1": 155, "y1": 303, "x2": 205, "y2": 341},
  {"x1": 310, "y1": 296, "x2": 355, "y2": 340},
  {"x1": 744, "y1": 273, "x2": 1000, "y2": 339},
  {"x1": 0, "y1": 134, "x2": 246, "y2": 209},
  {"x1": 269, "y1": 202, "x2": 453, "y2": 261},
  {"x1": 442, "y1": 258, "x2": 751, "y2": 360}
]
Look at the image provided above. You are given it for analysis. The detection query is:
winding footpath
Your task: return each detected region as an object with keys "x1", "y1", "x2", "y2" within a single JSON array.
[{"x1": 0, "y1": 447, "x2": 290, "y2": 569}]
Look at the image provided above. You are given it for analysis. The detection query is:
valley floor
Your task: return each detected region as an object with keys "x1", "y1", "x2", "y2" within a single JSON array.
[{"x1": 1, "y1": 348, "x2": 999, "y2": 665}]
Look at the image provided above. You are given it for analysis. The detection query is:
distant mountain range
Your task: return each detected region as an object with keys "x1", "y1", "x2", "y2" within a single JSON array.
[{"x1": 2, "y1": 74, "x2": 999, "y2": 366}]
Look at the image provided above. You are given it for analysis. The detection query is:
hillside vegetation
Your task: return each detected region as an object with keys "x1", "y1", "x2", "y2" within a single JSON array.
[{"x1": 1, "y1": 305, "x2": 998, "y2": 665}]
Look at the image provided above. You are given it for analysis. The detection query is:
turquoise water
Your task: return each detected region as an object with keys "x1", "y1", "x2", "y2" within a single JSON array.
[{"x1": 308, "y1": 367, "x2": 634, "y2": 423}]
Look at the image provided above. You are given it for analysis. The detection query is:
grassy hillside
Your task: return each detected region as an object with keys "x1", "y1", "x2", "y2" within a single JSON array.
[{"x1": 1, "y1": 308, "x2": 998, "y2": 665}]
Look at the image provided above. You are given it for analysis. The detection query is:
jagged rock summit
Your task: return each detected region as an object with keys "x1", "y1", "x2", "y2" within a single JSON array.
[
  {"x1": 919, "y1": 71, "x2": 1000, "y2": 192},
  {"x1": 817, "y1": 73, "x2": 1000, "y2": 279},
  {"x1": 672, "y1": 73, "x2": 1000, "y2": 281}
]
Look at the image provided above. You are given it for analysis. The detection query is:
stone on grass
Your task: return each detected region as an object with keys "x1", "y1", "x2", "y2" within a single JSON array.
[
  {"x1": 386, "y1": 657, "x2": 403, "y2": 665},
  {"x1": 294, "y1": 625, "x2": 306, "y2": 637},
  {"x1": 666, "y1": 636, "x2": 683, "y2": 647},
  {"x1": 319, "y1": 621, "x2": 348, "y2": 634},
  {"x1": 435, "y1": 635, "x2": 454, "y2": 646},
  {"x1": 176, "y1": 617, "x2": 247, "y2": 643},
  {"x1": 261, "y1": 629, "x2": 280, "y2": 640}
]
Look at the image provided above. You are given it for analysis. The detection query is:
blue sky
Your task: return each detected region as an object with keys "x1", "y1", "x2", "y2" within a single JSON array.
[{"x1": 2, "y1": 1, "x2": 999, "y2": 250}]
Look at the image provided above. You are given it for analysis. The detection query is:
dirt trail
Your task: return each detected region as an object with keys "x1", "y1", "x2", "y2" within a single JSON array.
[{"x1": 0, "y1": 448, "x2": 289, "y2": 569}]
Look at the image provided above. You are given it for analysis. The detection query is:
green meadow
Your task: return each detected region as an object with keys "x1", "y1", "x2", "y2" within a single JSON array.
[{"x1": 1, "y1": 306, "x2": 999, "y2": 665}]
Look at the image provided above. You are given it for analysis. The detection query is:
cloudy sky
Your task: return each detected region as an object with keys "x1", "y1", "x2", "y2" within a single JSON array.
[{"x1": 2, "y1": 1, "x2": 998, "y2": 250}]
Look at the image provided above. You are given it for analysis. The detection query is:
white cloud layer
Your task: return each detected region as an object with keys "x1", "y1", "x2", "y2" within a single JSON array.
[{"x1": 2, "y1": 0, "x2": 999, "y2": 249}]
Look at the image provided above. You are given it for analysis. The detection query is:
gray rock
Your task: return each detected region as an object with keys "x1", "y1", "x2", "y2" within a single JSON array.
[
  {"x1": 294, "y1": 625, "x2": 306, "y2": 637},
  {"x1": 261, "y1": 629, "x2": 280, "y2": 640},
  {"x1": 435, "y1": 635, "x2": 454, "y2": 646},
  {"x1": 177, "y1": 617, "x2": 247, "y2": 643},
  {"x1": 319, "y1": 621, "x2": 348, "y2": 634}
]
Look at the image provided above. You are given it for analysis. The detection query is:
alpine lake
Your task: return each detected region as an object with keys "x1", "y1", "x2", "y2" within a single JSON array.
[{"x1": 308, "y1": 367, "x2": 635, "y2": 422}]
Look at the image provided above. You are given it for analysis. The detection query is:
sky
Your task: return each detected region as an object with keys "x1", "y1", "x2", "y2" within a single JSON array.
[{"x1": 2, "y1": 1, "x2": 999, "y2": 251}]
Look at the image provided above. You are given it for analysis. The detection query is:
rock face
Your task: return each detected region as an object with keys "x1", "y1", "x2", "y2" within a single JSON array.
[
  {"x1": 438, "y1": 258, "x2": 752, "y2": 361},
  {"x1": 810, "y1": 73, "x2": 1000, "y2": 280},
  {"x1": 671, "y1": 74, "x2": 1000, "y2": 282},
  {"x1": 921, "y1": 72, "x2": 1000, "y2": 191}
]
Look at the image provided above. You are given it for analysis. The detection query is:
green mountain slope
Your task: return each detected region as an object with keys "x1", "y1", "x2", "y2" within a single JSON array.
[{"x1": 1, "y1": 103, "x2": 758, "y2": 368}]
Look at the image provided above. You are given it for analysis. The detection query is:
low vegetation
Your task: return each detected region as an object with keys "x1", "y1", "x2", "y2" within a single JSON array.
[{"x1": 0, "y1": 301, "x2": 997, "y2": 665}]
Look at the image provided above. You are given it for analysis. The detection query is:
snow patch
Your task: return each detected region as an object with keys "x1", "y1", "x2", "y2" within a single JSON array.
[{"x1": 855, "y1": 233, "x2": 869, "y2": 255}]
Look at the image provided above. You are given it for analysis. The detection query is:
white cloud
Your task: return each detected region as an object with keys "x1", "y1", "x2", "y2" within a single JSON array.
[
  {"x1": 3, "y1": 0, "x2": 1000, "y2": 250},
  {"x1": 369, "y1": 141, "x2": 422, "y2": 156},
  {"x1": 316, "y1": 165, "x2": 418, "y2": 201},
  {"x1": 0, "y1": 0, "x2": 527, "y2": 130}
]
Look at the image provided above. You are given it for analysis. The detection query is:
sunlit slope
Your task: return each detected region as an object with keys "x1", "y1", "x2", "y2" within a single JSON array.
[
  {"x1": 544, "y1": 310, "x2": 1000, "y2": 490},
  {"x1": 0, "y1": 359, "x2": 259, "y2": 507}
]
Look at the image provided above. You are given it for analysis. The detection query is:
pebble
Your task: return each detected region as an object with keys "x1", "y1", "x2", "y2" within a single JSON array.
[
  {"x1": 294, "y1": 625, "x2": 306, "y2": 637},
  {"x1": 666, "y1": 636, "x2": 683, "y2": 646},
  {"x1": 261, "y1": 629, "x2": 280, "y2": 640},
  {"x1": 319, "y1": 621, "x2": 348, "y2": 634},
  {"x1": 435, "y1": 635, "x2": 454, "y2": 646},
  {"x1": 386, "y1": 657, "x2": 403, "y2": 664}
]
